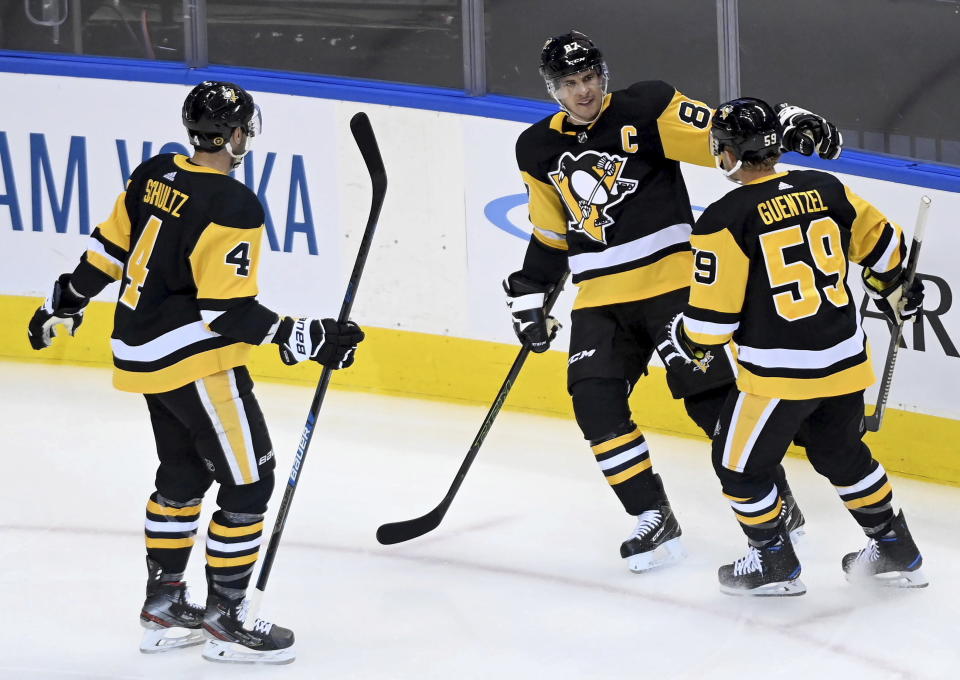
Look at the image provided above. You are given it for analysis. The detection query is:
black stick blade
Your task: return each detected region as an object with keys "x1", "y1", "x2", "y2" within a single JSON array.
[
  {"x1": 376, "y1": 511, "x2": 444, "y2": 545},
  {"x1": 349, "y1": 112, "x2": 387, "y2": 197}
]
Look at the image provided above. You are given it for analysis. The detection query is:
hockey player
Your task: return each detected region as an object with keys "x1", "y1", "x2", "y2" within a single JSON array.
[
  {"x1": 504, "y1": 30, "x2": 839, "y2": 572},
  {"x1": 27, "y1": 81, "x2": 365, "y2": 662},
  {"x1": 661, "y1": 97, "x2": 927, "y2": 595}
]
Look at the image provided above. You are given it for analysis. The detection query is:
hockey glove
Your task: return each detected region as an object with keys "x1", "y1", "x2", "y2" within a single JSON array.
[
  {"x1": 775, "y1": 103, "x2": 843, "y2": 160},
  {"x1": 503, "y1": 271, "x2": 560, "y2": 354},
  {"x1": 273, "y1": 317, "x2": 365, "y2": 369},
  {"x1": 862, "y1": 268, "x2": 925, "y2": 325},
  {"x1": 656, "y1": 314, "x2": 713, "y2": 374},
  {"x1": 27, "y1": 273, "x2": 89, "y2": 350}
]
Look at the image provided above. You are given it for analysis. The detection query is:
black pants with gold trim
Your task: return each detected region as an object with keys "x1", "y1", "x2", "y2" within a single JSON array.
[
  {"x1": 712, "y1": 389, "x2": 895, "y2": 543},
  {"x1": 568, "y1": 290, "x2": 734, "y2": 516},
  {"x1": 142, "y1": 366, "x2": 276, "y2": 590}
]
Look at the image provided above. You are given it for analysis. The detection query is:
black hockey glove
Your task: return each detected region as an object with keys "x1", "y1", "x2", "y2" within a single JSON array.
[
  {"x1": 27, "y1": 273, "x2": 89, "y2": 350},
  {"x1": 775, "y1": 103, "x2": 843, "y2": 160},
  {"x1": 862, "y1": 268, "x2": 924, "y2": 326},
  {"x1": 503, "y1": 271, "x2": 560, "y2": 354},
  {"x1": 273, "y1": 316, "x2": 365, "y2": 369},
  {"x1": 656, "y1": 314, "x2": 714, "y2": 374}
]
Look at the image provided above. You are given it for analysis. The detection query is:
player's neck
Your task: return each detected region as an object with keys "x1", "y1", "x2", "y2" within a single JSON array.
[{"x1": 190, "y1": 150, "x2": 232, "y2": 174}]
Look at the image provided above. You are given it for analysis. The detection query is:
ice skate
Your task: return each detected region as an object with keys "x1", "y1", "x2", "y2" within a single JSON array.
[
  {"x1": 842, "y1": 510, "x2": 928, "y2": 588},
  {"x1": 620, "y1": 501, "x2": 686, "y2": 573},
  {"x1": 202, "y1": 592, "x2": 296, "y2": 664},
  {"x1": 719, "y1": 534, "x2": 806, "y2": 597},
  {"x1": 139, "y1": 558, "x2": 205, "y2": 653},
  {"x1": 782, "y1": 488, "x2": 806, "y2": 545},
  {"x1": 774, "y1": 465, "x2": 805, "y2": 545}
]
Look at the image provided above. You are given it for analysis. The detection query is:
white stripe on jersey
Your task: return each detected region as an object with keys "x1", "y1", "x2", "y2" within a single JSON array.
[
  {"x1": 111, "y1": 320, "x2": 220, "y2": 362},
  {"x1": 737, "y1": 327, "x2": 865, "y2": 370},
  {"x1": 533, "y1": 226, "x2": 567, "y2": 246},
  {"x1": 683, "y1": 317, "x2": 740, "y2": 337},
  {"x1": 568, "y1": 223, "x2": 691, "y2": 275},
  {"x1": 871, "y1": 225, "x2": 902, "y2": 274},
  {"x1": 86, "y1": 236, "x2": 124, "y2": 269},
  {"x1": 200, "y1": 309, "x2": 226, "y2": 327}
]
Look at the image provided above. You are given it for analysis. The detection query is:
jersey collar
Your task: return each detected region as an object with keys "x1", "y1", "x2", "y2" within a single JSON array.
[
  {"x1": 745, "y1": 170, "x2": 789, "y2": 186},
  {"x1": 174, "y1": 154, "x2": 227, "y2": 175}
]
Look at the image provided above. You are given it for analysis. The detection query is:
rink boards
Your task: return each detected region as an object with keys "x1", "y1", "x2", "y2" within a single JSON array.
[{"x1": 0, "y1": 67, "x2": 957, "y2": 485}]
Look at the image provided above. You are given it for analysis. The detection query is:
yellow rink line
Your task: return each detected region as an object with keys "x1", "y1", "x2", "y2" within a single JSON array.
[{"x1": 3, "y1": 295, "x2": 957, "y2": 487}]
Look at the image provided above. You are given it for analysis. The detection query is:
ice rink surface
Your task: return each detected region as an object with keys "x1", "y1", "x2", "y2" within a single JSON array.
[{"x1": 2, "y1": 361, "x2": 957, "y2": 680}]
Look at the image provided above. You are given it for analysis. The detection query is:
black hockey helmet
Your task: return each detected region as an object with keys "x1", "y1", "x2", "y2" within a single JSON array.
[
  {"x1": 539, "y1": 30, "x2": 608, "y2": 90},
  {"x1": 710, "y1": 97, "x2": 781, "y2": 163},
  {"x1": 182, "y1": 81, "x2": 260, "y2": 152}
]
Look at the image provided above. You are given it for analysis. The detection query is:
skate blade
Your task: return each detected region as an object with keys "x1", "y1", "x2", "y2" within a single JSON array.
[
  {"x1": 626, "y1": 537, "x2": 686, "y2": 573},
  {"x1": 202, "y1": 639, "x2": 296, "y2": 665},
  {"x1": 720, "y1": 578, "x2": 807, "y2": 597},
  {"x1": 845, "y1": 566, "x2": 929, "y2": 589},
  {"x1": 139, "y1": 626, "x2": 205, "y2": 653}
]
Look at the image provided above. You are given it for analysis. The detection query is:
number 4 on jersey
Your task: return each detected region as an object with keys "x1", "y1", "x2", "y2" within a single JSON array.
[
  {"x1": 120, "y1": 215, "x2": 163, "y2": 310},
  {"x1": 226, "y1": 242, "x2": 251, "y2": 276}
]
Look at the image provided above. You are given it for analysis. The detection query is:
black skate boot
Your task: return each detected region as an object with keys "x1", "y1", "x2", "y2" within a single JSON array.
[
  {"x1": 842, "y1": 510, "x2": 928, "y2": 588},
  {"x1": 139, "y1": 557, "x2": 205, "y2": 653},
  {"x1": 774, "y1": 465, "x2": 806, "y2": 544},
  {"x1": 719, "y1": 533, "x2": 806, "y2": 596},
  {"x1": 620, "y1": 499, "x2": 685, "y2": 573},
  {"x1": 202, "y1": 591, "x2": 296, "y2": 664}
]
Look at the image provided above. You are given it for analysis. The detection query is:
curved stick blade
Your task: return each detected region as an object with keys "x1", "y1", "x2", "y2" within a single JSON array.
[{"x1": 376, "y1": 510, "x2": 443, "y2": 545}]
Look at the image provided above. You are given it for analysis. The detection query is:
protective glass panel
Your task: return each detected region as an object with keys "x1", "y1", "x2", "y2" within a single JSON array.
[
  {"x1": 739, "y1": 0, "x2": 960, "y2": 166},
  {"x1": 205, "y1": 0, "x2": 464, "y2": 88},
  {"x1": 484, "y1": 0, "x2": 719, "y2": 106},
  {"x1": 0, "y1": 1, "x2": 185, "y2": 61}
]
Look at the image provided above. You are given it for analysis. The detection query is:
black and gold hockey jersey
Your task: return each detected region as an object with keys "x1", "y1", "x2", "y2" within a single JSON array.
[
  {"x1": 516, "y1": 80, "x2": 716, "y2": 309},
  {"x1": 684, "y1": 169, "x2": 905, "y2": 400},
  {"x1": 69, "y1": 154, "x2": 278, "y2": 394}
]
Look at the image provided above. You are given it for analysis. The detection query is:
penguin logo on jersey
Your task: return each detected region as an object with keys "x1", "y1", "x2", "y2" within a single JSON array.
[{"x1": 548, "y1": 151, "x2": 638, "y2": 244}]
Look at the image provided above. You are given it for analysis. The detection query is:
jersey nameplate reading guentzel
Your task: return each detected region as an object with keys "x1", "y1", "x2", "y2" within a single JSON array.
[
  {"x1": 756, "y1": 189, "x2": 827, "y2": 225},
  {"x1": 143, "y1": 178, "x2": 189, "y2": 217}
]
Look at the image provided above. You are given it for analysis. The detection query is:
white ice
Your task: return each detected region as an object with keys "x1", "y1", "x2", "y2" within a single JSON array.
[{"x1": 2, "y1": 361, "x2": 958, "y2": 680}]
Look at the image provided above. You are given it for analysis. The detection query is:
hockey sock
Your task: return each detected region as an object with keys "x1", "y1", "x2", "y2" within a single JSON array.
[
  {"x1": 833, "y1": 460, "x2": 895, "y2": 536},
  {"x1": 144, "y1": 492, "x2": 202, "y2": 580},
  {"x1": 724, "y1": 482, "x2": 784, "y2": 545},
  {"x1": 205, "y1": 510, "x2": 265, "y2": 600},
  {"x1": 590, "y1": 424, "x2": 659, "y2": 515}
]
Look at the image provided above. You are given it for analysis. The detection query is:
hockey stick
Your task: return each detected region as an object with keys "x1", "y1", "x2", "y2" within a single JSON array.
[
  {"x1": 376, "y1": 271, "x2": 569, "y2": 545},
  {"x1": 864, "y1": 195, "x2": 931, "y2": 432},
  {"x1": 244, "y1": 112, "x2": 386, "y2": 626}
]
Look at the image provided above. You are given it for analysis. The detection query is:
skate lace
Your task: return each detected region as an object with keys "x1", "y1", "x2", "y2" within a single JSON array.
[
  {"x1": 855, "y1": 539, "x2": 881, "y2": 564},
  {"x1": 182, "y1": 587, "x2": 205, "y2": 613},
  {"x1": 629, "y1": 510, "x2": 662, "y2": 540},
  {"x1": 733, "y1": 546, "x2": 763, "y2": 576},
  {"x1": 237, "y1": 599, "x2": 275, "y2": 635}
]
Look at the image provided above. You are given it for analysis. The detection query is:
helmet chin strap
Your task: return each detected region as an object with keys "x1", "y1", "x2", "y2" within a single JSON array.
[
  {"x1": 225, "y1": 137, "x2": 253, "y2": 169},
  {"x1": 716, "y1": 155, "x2": 743, "y2": 184}
]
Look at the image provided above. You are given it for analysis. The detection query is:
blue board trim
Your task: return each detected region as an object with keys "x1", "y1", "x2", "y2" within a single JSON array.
[{"x1": 2, "y1": 50, "x2": 959, "y2": 192}]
